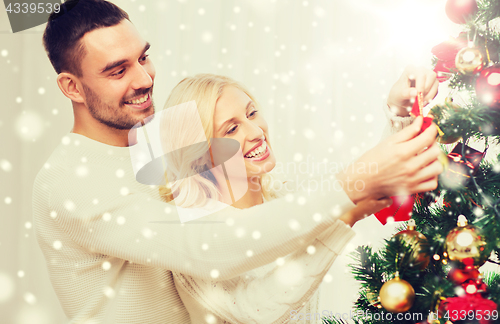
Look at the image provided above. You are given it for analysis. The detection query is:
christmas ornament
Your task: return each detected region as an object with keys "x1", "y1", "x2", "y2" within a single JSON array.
[
  {"x1": 461, "y1": 277, "x2": 488, "y2": 295},
  {"x1": 379, "y1": 273, "x2": 415, "y2": 313},
  {"x1": 440, "y1": 142, "x2": 485, "y2": 188},
  {"x1": 374, "y1": 195, "x2": 414, "y2": 225},
  {"x1": 444, "y1": 215, "x2": 490, "y2": 267},
  {"x1": 476, "y1": 65, "x2": 500, "y2": 109},
  {"x1": 410, "y1": 92, "x2": 435, "y2": 132},
  {"x1": 394, "y1": 219, "x2": 430, "y2": 270},
  {"x1": 439, "y1": 294, "x2": 497, "y2": 324},
  {"x1": 447, "y1": 258, "x2": 480, "y2": 284},
  {"x1": 428, "y1": 98, "x2": 462, "y2": 144},
  {"x1": 445, "y1": 0, "x2": 478, "y2": 24},
  {"x1": 364, "y1": 290, "x2": 382, "y2": 309},
  {"x1": 455, "y1": 46, "x2": 484, "y2": 75},
  {"x1": 432, "y1": 35, "x2": 467, "y2": 81}
]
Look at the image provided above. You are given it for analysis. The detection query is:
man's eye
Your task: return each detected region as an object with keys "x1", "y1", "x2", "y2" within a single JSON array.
[
  {"x1": 140, "y1": 55, "x2": 149, "y2": 62},
  {"x1": 112, "y1": 69, "x2": 125, "y2": 76},
  {"x1": 227, "y1": 126, "x2": 237, "y2": 135}
]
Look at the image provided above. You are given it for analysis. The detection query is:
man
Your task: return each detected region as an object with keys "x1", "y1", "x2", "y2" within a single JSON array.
[{"x1": 33, "y1": 0, "x2": 442, "y2": 323}]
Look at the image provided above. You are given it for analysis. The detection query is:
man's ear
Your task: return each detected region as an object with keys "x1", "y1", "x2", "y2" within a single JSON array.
[{"x1": 56, "y1": 72, "x2": 85, "y2": 103}]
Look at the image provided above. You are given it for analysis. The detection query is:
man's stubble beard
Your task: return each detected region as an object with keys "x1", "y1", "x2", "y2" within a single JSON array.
[{"x1": 83, "y1": 83, "x2": 155, "y2": 130}]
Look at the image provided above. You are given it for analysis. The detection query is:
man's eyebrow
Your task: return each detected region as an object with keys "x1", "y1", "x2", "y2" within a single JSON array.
[
  {"x1": 100, "y1": 42, "x2": 151, "y2": 74},
  {"x1": 217, "y1": 101, "x2": 254, "y2": 133}
]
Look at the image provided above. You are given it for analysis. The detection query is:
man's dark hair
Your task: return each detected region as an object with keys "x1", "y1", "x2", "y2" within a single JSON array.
[{"x1": 42, "y1": 0, "x2": 129, "y2": 76}]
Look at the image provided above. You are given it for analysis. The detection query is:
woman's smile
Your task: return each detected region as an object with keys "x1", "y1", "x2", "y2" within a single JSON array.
[{"x1": 244, "y1": 140, "x2": 270, "y2": 161}]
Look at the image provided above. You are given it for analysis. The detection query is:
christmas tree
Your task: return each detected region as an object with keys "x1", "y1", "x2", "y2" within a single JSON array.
[{"x1": 326, "y1": 0, "x2": 500, "y2": 323}]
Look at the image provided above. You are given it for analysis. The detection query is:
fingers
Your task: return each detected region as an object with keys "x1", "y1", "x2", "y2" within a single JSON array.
[
  {"x1": 405, "y1": 66, "x2": 439, "y2": 106},
  {"x1": 413, "y1": 68, "x2": 427, "y2": 96},
  {"x1": 410, "y1": 142, "x2": 442, "y2": 170},
  {"x1": 352, "y1": 197, "x2": 394, "y2": 219},
  {"x1": 408, "y1": 160, "x2": 443, "y2": 188},
  {"x1": 400, "y1": 87, "x2": 418, "y2": 103},
  {"x1": 410, "y1": 176, "x2": 439, "y2": 194},
  {"x1": 404, "y1": 122, "x2": 438, "y2": 156},
  {"x1": 423, "y1": 71, "x2": 438, "y2": 105},
  {"x1": 390, "y1": 116, "x2": 423, "y2": 143}
]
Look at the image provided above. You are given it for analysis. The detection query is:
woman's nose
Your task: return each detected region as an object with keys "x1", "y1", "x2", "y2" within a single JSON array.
[{"x1": 245, "y1": 121, "x2": 264, "y2": 141}]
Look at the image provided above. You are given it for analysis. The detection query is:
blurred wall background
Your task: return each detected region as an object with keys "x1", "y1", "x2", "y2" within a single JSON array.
[{"x1": 0, "y1": 0, "x2": 462, "y2": 323}]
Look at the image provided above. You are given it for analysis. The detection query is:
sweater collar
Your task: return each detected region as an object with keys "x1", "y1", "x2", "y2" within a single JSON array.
[{"x1": 64, "y1": 132, "x2": 134, "y2": 157}]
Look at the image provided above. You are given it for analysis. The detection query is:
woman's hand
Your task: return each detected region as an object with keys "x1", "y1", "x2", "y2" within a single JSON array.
[
  {"x1": 339, "y1": 197, "x2": 393, "y2": 227},
  {"x1": 387, "y1": 65, "x2": 439, "y2": 116},
  {"x1": 337, "y1": 116, "x2": 442, "y2": 204}
]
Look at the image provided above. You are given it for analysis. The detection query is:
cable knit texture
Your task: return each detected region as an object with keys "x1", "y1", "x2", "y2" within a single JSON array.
[{"x1": 382, "y1": 104, "x2": 416, "y2": 137}]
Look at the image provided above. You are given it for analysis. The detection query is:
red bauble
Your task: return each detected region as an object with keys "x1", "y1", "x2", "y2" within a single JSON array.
[
  {"x1": 432, "y1": 33, "x2": 468, "y2": 81},
  {"x1": 445, "y1": 0, "x2": 478, "y2": 24},
  {"x1": 448, "y1": 259, "x2": 480, "y2": 284},
  {"x1": 439, "y1": 294, "x2": 497, "y2": 324},
  {"x1": 476, "y1": 65, "x2": 500, "y2": 109}
]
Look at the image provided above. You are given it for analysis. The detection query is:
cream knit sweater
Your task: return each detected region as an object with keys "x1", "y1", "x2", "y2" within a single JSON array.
[
  {"x1": 173, "y1": 218, "x2": 354, "y2": 324},
  {"x1": 32, "y1": 133, "x2": 356, "y2": 323},
  {"x1": 32, "y1": 105, "x2": 411, "y2": 324}
]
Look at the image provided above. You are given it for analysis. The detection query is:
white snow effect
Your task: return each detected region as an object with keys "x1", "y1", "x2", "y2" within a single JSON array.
[
  {"x1": 210, "y1": 269, "x2": 219, "y2": 279},
  {"x1": 15, "y1": 111, "x2": 44, "y2": 141},
  {"x1": 23, "y1": 292, "x2": 37, "y2": 305},
  {"x1": 102, "y1": 261, "x2": 111, "y2": 271}
]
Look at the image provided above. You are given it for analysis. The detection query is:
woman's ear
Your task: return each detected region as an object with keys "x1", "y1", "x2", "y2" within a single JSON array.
[{"x1": 56, "y1": 72, "x2": 85, "y2": 104}]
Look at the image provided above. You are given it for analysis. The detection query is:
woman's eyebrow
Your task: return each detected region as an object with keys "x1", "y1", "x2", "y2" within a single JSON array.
[
  {"x1": 217, "y1": 101, "x2": 254, "y2": 133},
  {"x1": 217, "y1": 117, "x2": 238, "y2": 133}
]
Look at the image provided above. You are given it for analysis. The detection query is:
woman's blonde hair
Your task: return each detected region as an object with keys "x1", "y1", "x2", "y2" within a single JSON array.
[{"x1": 158, "y1": 74, "x2": 282, "y2": 208}]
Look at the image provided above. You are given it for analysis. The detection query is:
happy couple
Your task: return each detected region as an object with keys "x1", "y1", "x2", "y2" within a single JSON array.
[{"x1": 33, "y1": 0, "x2": 442, "y2": 323}]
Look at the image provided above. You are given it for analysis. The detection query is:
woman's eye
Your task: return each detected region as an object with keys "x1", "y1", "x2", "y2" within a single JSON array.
[
  {"x1": 248, "y1": 110, "x2": 258, "y2": 117},
  {"x1": 140, "y1": 55, "x2": 149, "y2": 62},
  {"x1": 227, "y1": 126, "x2": 237, "y2": 135}
]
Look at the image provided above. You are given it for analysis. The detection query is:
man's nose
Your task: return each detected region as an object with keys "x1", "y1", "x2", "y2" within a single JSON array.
[{"x1": 131, "y1": 63, "x2": 153, "y2": 90}]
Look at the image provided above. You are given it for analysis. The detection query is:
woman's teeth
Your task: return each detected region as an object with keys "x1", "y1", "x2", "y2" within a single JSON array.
[
  {"x1": 125, "y1": 93, "x2": 148, "y2": 104},
  {"x1": 245, "y1": 141, "x2": 267, "y2": 158}
]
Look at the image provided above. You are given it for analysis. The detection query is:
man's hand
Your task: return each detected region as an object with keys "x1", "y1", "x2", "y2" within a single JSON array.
[
  {"x1": 387, "y1": 66, "x2": 439, "y2": 117},
  {"x1": 339, "y1": 197, "x2": 393, "y2": 227},
  {"x1": 337, "y1": 116, "x2": 443, "y2": 204}
]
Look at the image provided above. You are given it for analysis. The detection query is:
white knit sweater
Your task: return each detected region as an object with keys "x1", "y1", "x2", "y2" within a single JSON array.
[
  {"x1": 32, "y1": 133, "x2": 356, "y2": 323},
  {"x1": 173, "y1": 218, "x2": 354, "y2": 324},
  {"x1": 32, "y1": 105, "x2": 411, "y2": 324}
]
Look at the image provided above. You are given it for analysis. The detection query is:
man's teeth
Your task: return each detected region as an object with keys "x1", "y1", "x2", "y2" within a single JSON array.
[
  {"x1": 126, "y1": 93, "x2": 148, "y2": 104},
  {"x1": 245, "y1": 141, "x2": 267, "y2": 158}
]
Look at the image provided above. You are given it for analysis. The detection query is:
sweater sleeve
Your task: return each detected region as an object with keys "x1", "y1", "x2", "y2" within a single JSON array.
[
  {"x1": 172, "y1": 219, "x2": 355, "y2": 324},
  {"x1": 382, "y1": 103, "x2": 415, "y2": 138},
  {"x1": 48, "y1": 164, "x2": 355, "y2": 281}
]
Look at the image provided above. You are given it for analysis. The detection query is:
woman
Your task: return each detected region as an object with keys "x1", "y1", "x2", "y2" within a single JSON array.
[{"x1": 157, "y1": 74, "x2": 412, "y2": 323}]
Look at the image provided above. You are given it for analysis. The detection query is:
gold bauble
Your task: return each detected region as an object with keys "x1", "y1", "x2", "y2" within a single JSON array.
[
  {"x1": 394, "y1": 220, "x2": 430, "y2": 270},
  {"x1": 455, "y1": 47, "x2": 484, "y2": 75},
  {"x1": 428, "y1": 99, "x2": 462, "y2": 144},
  {"x1": 379, "y1": 276, "x2": 415, "y2": 313},
  {"x1": 436, "y1": 131, "x2": 462, "y2": 144},
  {"x1": 438, "y1": 152, "x2": 450, "y2": 170},
  {"x1": 445, "y1": 215, "x2": 490, "y2": 267}
]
